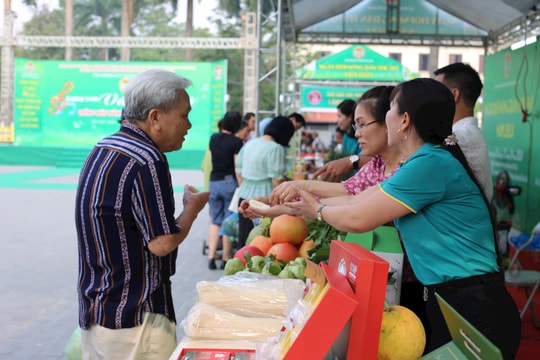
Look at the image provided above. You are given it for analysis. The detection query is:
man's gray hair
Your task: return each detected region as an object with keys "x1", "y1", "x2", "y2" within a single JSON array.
[{"x1": 123, "y1": 69, "x2": 192, "y2": 122}]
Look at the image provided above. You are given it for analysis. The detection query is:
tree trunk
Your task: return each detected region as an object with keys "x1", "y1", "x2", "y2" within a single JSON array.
[
  {"x1": 121, "y1": 0, "x2": 132, "y2": 61},
  {"x1": 65, "y1": 0, "x2": 73, "y2": 60},
  {"x1": 185, "y1": 0, "x2": 193, "y2": 61}
]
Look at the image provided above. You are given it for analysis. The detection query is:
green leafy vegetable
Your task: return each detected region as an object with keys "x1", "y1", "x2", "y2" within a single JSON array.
[{"x1": 304, "y1": 219, "x2": 346, "y2": 264}]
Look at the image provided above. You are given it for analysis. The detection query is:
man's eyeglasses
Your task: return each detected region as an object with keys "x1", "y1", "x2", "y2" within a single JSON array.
[{"x1": 352, "y1": 120, "x2": 377, "y2": 132}]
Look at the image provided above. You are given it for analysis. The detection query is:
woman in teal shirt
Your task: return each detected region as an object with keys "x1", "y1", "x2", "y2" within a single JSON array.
[{"x1": 246, "y1": 78, "x2": 521, "y2": 358}]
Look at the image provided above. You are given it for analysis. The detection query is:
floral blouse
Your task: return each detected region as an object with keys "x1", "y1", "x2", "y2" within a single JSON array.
[{"x1": 341, "y1": 155, "x2": 400, "y2": 195}]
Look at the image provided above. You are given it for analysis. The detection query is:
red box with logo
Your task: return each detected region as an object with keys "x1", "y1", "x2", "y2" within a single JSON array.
[{"x1": 328, "y1": 240, "x2": 389, "y2": 360}]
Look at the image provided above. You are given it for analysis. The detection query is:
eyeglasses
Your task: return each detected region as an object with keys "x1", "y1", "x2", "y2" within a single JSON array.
[{"x1": 352, "y1": 120, "x2": 377, "y2": 132}]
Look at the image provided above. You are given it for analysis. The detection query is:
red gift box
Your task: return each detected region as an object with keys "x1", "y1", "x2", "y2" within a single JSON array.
[
  {"x1": 279, "y1": 261, "x2": 358, "y2": 359},
  {"x1": 328, "y1": 240, "x2": 389, "y2": 360}
]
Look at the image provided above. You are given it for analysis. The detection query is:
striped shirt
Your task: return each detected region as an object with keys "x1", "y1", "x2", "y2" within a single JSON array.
[{"x1": 75, "y1": 123, "x2": 180, "y2": 330}]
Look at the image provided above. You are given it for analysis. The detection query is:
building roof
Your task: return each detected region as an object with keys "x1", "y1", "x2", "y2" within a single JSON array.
[{"x1": 286, "y1": 0, "x2": 540, "y2": 50}]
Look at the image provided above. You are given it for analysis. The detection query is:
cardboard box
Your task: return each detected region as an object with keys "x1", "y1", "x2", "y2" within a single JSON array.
[
  {"x1": 279, "y1": 262, "x2": 358, "y2": 360},
  {"x1": 345, "y1": 226, "x2": 404, "y2": 305},
  {"x1": 328, "y1": 240, "x2": 389, "y2": 360}
]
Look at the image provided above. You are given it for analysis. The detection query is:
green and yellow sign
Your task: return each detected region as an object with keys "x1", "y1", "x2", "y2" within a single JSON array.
[
  {"x1": 14, "y1": 58, "x2": 227, "y2": 150},
  {"x1": 296, "y1": 45, "x2": 414, "y2": 82}
]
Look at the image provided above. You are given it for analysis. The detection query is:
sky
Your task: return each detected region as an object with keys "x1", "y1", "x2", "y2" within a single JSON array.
[{"x1": 3, "y1": 0, "x2": 217, "y2": 33}]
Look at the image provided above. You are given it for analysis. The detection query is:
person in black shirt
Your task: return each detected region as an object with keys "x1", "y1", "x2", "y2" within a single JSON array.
[{"x1": 207, "y1": 111, "x2": 243, "y2": 269}]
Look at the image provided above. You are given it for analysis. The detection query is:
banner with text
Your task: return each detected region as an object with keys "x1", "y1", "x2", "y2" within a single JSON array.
[
  {"x1": 296, "y1": 45, "x2": 415, "y2": 82},
  {"x1": 483, "y1": 41, "x2": 540, "y2": 232},
  {"x1": 14, "y1": 58, "x2": 227, "y2": 149},
  {"x1": 300, "y1": 85, "x2": 370, "y2": 123}
]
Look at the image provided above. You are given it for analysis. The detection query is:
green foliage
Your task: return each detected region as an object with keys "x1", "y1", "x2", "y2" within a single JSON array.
[
  {"x1": 15, "y1": 8, "x2": 65, "y2": 60},
  {"x1": 305, "y1": 219, "x2": 346, "y2": 264},
  {"x1": 73, "y1": 0, "x2": 122, "y2": 60},
  {"x1": 130, "y1": 6, "x2": 184, "y2": 61},
  {"x1": 217, "y1": 0, "x2": 275, "y2": 17}
]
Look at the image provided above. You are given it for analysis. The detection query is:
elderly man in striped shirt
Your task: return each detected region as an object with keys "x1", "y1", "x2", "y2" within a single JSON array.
[{"x1": 75, "y1": 69, "x2": 209, "y2": 359}]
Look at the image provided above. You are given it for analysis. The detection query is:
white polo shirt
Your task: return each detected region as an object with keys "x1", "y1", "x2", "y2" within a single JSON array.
[{"x1": 453, "y1": 116, "x2": 494, "y2": 200}]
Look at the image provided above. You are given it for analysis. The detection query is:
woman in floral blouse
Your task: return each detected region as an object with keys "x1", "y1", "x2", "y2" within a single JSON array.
[{"x1": 269, "y1": 86, "x2": 403, "y2": 204}]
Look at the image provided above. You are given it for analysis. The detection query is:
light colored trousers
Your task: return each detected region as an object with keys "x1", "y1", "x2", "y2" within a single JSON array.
[{"x1": 81, "y1": 312, "x2": 177, "y2": 360}]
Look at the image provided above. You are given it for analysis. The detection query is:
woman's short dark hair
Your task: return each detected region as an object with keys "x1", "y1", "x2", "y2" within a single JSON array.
[
  {"x1": 220, "y1": 111, "x2": 242, "y2": 133},
  {"x1": 337, "y1": 99, "x2": 356, "y2": 117},
  {"x1": 288, "y1": 112, "x2": 306, "y2": 128},
  {"x1": 264, "y1": 116, "x2": 295, "y2": 147},
  {"x1": 337, "y1": 99, "x2": 356, "y2": 137},
  {"x1": 357, "y1": 86, "x2": 395, "y2": 125},
  {"x1": 243, "y1": 112, "x2": 255, "y2": 121}
]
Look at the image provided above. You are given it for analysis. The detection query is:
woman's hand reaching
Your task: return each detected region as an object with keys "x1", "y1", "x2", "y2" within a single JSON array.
[
  {"x1": 284, "y1": 188, "x2": 322, "y2": 220},
  {"x1": 269, "y1": 181, "x2": 304, "y2": 204}
]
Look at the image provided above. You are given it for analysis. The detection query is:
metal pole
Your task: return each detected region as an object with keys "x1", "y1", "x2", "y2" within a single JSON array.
[
  {"x1": 275, "y1": 0, "x2": 282, "y2": 115},
  {"x1": 256, "y1": 0, "x2": 263, "y2": 124}
]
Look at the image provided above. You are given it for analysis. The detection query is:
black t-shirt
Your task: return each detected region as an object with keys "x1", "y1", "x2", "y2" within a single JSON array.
[{"x1": 209, "y1": 132, "x2": 243, "y2": 181}]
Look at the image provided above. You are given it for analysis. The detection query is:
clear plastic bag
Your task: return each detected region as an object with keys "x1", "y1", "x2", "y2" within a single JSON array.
[
  {"x1": 196, "y1": 273, "x2": 305, "y2": 318},
  {"x1": 64, "y1": 326, "x2": 82, "y2": 360}
]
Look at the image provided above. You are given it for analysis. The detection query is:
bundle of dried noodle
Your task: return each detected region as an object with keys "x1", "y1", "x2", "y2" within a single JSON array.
[
  {"x1": 196, "y1": 278, "x2": 304, "y2": 318},
  {"x1": 183, "y1": 303, "x2": 283, "y2": 341}
]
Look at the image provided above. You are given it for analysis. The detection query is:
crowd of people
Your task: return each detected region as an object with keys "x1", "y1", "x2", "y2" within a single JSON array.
[
  {"x1": 74, "y1": 63, "x2": 521, "y2": 359},
  {"x1": 202, "y1": 112, "x2": 304, "y2": 268}
]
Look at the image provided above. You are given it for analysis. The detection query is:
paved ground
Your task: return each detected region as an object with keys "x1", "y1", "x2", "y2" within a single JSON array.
[{"x1": 0, "y1": 165, "x2": 223, "y2": 359}]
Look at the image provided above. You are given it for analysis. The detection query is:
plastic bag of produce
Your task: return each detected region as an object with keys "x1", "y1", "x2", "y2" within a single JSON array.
[{"x1": 219, "y1": 212, "x2": 239, "y2": 241}]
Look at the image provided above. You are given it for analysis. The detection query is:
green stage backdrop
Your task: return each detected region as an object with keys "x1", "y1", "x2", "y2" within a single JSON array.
[
  {"x1": 483, "y1": 39, "x2": 540, "y2": 233},
  {"x1": 14, "y1": 58, "x2": 227, "y2": 151}
]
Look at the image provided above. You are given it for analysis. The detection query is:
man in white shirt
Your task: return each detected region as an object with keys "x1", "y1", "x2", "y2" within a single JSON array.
[{"x1": 434, "y1": 63, "x2": 494, "y2": 200}]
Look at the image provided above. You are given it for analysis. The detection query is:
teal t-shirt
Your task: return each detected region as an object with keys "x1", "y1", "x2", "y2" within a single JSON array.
[
  {"x1": 380, "y1": 143, "x2": 498, "y2": 285},
  {"x1": 236, "y1": 137, "x2": 287, "y2": 199},
  {"x1": 341, "y1": 132, "x2": 360, "y2": 156}
]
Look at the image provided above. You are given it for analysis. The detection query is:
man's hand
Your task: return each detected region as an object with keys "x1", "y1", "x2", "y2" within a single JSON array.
[
  {"x1": 182, "y1": 185, "x2": 209, "y2": 217},
  {"x1": 239, "y1": 196, "x2": 269, "y2": 218},
  {"x1": 312, "y1": 157, "x2": 354, "y2": 182},
  {"x1": 148, "y1": 185, "x2": 209, "y2": 257}
]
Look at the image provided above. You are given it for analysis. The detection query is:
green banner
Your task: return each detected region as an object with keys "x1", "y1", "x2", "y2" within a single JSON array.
[
  {"x1": 14, "y1": 58, "x2": 227, "y2": 149},
  {"x1": 300, "y1": 85, "x2": 370, "y2": 110},
  {"x1": 483, "y1": 41, "x2": 540, "y2": 232},
  {"x1": 299, "y1": 85, "x2": 371, "y2": 123},
  {"x1": 304, "y1": 0, "x2": 485, "y2": 36},
  {"x1": 296, "y1": 45, "x2": 416, "y2": 81}
]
